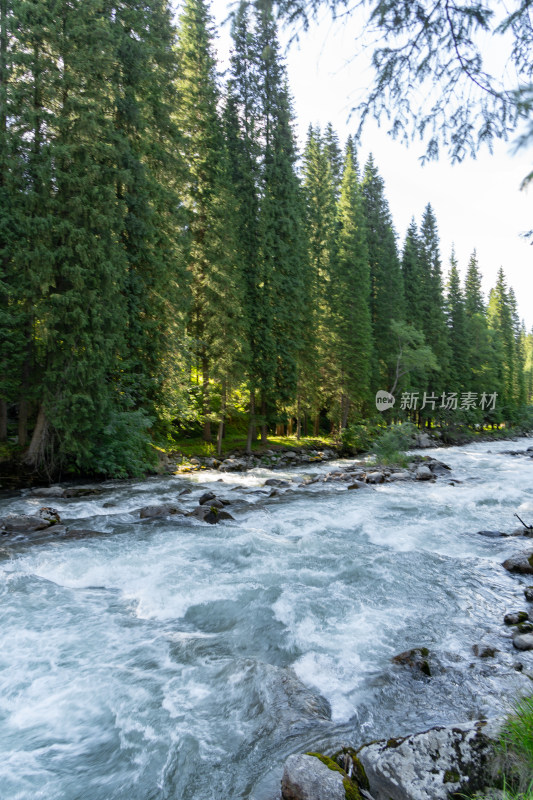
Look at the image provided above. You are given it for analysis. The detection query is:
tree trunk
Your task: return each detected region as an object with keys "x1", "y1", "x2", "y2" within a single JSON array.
[
  {"x1": 260, "y1": 394, "x2": 267, "y2": 444},
  {"x1": 201, "y1": 352, "x2": 211, "y2": 442},
  {"x1": 246, "y1": 392, "x2": 255, "y2": 455},
  {"x1": 303, "y1": 412, "x2": 308, "y2": 437},
  {"x1": 0, "y1": 399, "x2": 7, "y2": 441},
  {"x1": 287, "y1": 418, "x2": 293, "y2": 435},
  {"x1": 25, "y1": 404, "x2": 49, "y2": 468},
  {"x1": 313, "y1": 414, "x2": 320, "y2": 436},
  {"x1": 296, "y1": 394, "x2": 301, "y2": 440},
  {"x1": 217, "y1": 380, "x2": 226, "y2": 456}
]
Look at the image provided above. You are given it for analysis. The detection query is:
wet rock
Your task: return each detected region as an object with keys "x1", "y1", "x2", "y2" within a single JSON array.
[
  {"x1": 179, "y1": 487, "x2": 192, "y2": 495},
  {"x1": 264, "y1": 478, "x2": 290, "y2": 488},
  {"x1": 472, "y1": 644, "x2": 499, "y2": 658},
  {"x1": 139, "y1": 504, "x2": 184, "y2": 519},
  {"x1": 517, "y1": 621, "x2": 533, "y2": 633},
  {"x1": 348, "y1": 481, "x2": 366, "y2": 490},
  {"x1": 188, "y1": 506, "x2": 234, "y2": 524},
  {"x1": 524, "y1": 586, "x2": 533, "y2": 602},
  {"x1": 365, "y1": 472, "x2": 384, "y2": 484},
  {"x1": 63, "y1": 485, "x2": 103, "y2": 498},
  {"x1": 199, "y1": 491, "x2": 216, "y2": 505},
  {"x1": 414, "y1": 432, "x2": 433, "y2": 448},
  {"x1": 513, "y1": 633, "x2": 533, "y2": 651},
  {"x1": 388, "y1": 472, "x2": 410, "y2": 481},
  {"x1": 392, "y1": 647, "x2": 432, "y2": 677},
  {"x1": 502, "y1": 551, "x2": 533, "y2": 574},
  {"x1": 504, "y1": 611, "x2": 530, "y2": 625},
  {"x1": 357, "y1": 718, "x2": 503, "y2": 800},
  {"x1": 0, "y1": 507, "x2": 61, "y2": 532},
  {"x1": 281, "y1": 754, "x2": 346, "y2": 800},
  {"x1": 415, "y1": 466, "x2": 432, "y2": 481},
  {"x1": 219, "y1": 458, "x2": 246, "y2": 472},
  {"x1": 475, "y1": 530, "x2": 509, "y2": 538},
  {"x1": 427, "y1": 459, "x2": 451, "y2": 475}
]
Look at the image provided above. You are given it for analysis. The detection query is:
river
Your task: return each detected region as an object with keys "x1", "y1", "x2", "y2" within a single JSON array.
[{"x1": 1, "y1": 438, "x2": 532, "y2": 799}]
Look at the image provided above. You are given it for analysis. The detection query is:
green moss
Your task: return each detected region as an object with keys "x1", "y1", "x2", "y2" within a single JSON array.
[
  {"x1": 421, "y1": 659, "x2": 432, "y2": 676},
  {"x1": 332, "y1": 748, "x2": 370, "y2": 790},
  {"x1": 305, "y1": 752, "x2": 345, "y2": 776},
  {"x1": 343, "y1": 777, "x2": 362, "y2": 800},
  {"x1": 306, "y1": 752, "x2": 363, "y2": 800},
  {"x1": 443, "y1": 769, "x2": 460, "y2": 783},
  {"x1": 420, "y1": 647, "x2": 430, "y2": 657},
  {"x1": 386, "y1": 737, "x2": 402, "y2": 748}
]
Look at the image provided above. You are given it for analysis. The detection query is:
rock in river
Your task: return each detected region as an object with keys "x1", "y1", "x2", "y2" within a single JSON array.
[
  {"x1": 357, "y1": 718, "x2": 503, "y2": 800},
  {"x1": 281, "y1": 754, "x2": 346, "y2": 800},
  {"x1": 415, "y1": 466, "x2": 432, "y2": 481},
  {"x1": 0, "y1": 507, "x2": 61, "y2": 532},
  {"x1": 502, "y1": 551, "x2": 533, "y2": 575},
  {"x1": 139, "y1": 504, "x2": 184, "y2": 519},
  {"x1": 513, "y1": 633, "x2": 533, "y2": 651}
]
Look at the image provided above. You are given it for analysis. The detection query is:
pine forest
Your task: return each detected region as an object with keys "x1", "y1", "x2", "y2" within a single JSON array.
[{"x1": 1, "y1": 0, "x2": 532, "y2": 478}]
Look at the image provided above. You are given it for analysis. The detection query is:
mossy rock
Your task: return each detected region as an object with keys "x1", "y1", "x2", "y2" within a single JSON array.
[
  {"x1": 305, "y1": 753, "x2": 363, "y2": 800},
  {"x1": 332, "y1": 747, "x2": 370, "y2": 790}
]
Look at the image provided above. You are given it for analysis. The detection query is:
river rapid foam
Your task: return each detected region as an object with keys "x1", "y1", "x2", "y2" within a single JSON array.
[{"x1": 0, "y1": 438, "x2": 532, "y2": 799}]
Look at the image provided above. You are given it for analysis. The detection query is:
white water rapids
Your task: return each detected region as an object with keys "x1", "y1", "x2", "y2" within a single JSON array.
[{"x1": 1, "y1": 438, "x2": 533, "y2": 799}]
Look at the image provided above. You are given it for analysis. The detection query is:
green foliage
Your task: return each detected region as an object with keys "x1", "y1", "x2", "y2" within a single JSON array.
[
  {"x1": 372, "y1": 422, "x2": 418, "y2": 464},
  {"x1": 84, "y1": 410, "x2": 157, "y2": 479}
]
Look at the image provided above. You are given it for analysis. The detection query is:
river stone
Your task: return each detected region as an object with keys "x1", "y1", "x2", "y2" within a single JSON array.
[
  {"x1": 139, "y1": 504, "x2": 184, "y2": 519},
  {"x1": 366, "y1": 472, "x2": 384, "y2": 484},
  {"x1": 0, "y1": 506, "x2": 61, "y2": 532},
  {"x1": 388, "y1": 472, "x2": 410, "y2": 481},
  {"x1": 502, "y1": 552, "x2": 533, "y2": 574},
  {"x1": 524, "y1": 586, "x2": 533, "y2": 602},
  {"x1": 415, "y1": 466, "x2": 432, "y2": 481},
  {"x1": 504, "y1": 611, "x2": 529, "y2": 625},
  {"x1": 348, "y1": 480, "x2": 366, "y2": 490},
  {"x1": 264, "y1": 478, "x2": 290, "y2": 487},
  {"x1": 476, "y1": 530, "x2": 509, "y2": 538},
  {"x1": 392, "y1": 647, "x2": 432, "y2": 677},
  {"x1": 63, "y1": 485, "x2": 103, "y2": 498},
  {"x1": 281, "y1": 754, "x2": 346, "y2": 800},
  {"x1": 199, "y1": 491, "x2": 216, "y2": 505},
  {"x1": 512, "y1": 633, "x2": 533, "y2": 650},
  {"x1": 357, "y1": 718, "x2": 503, "y2": 800}
]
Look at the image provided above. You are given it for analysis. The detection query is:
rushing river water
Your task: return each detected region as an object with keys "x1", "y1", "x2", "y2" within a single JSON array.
[{"x1": 1, "y1": 439, "x2": 533, "y2": 799}]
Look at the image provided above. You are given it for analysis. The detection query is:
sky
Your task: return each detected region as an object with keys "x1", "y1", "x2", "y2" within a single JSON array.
[{"x1": 206, "y1": 0, "x2": 533, "y2": 329}]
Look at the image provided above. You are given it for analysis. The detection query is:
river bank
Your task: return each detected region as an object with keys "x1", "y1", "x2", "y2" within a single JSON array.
[{"x1": 1, "y1": 438, "x2": 533, "y2": 799}]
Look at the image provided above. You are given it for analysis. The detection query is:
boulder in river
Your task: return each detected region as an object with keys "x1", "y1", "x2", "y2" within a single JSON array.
[
  {"x1": 504, "y1": 611, "x2": 530, "y2": 625},
  {"x1": 415, "y1": 466, "x2": 432, "y2": 481},
  {"x1": 365, "y1": 472, "x2": 384, "y2": 484},
  {"x1": 524, "y1": 586, "x2": 533, "y2": 602},
  {"x1": 281, "y1": 754, "x2": 347, "y2": 800},
  {"x1": 388, "y1": 472, "x2": 409, "y2": 481},
  {"x1": 264, "y1": 478, "x2": 290, "y2": 488},
  {"x1": 502, "y1": 551, "x2": 533, "y2": 574},
  {"x1": 63, "y1": 485, "x2": 103, "y2": 498},
  {"x1": 199, "y1": 491, "x2": 216, "y2": 505},
  {"x1": 139, "y1": 504, "x2": 184, "y2": 519},
  {"x1": 356, "y1": 718, "x2": 503, "y2": 800},
  {"x1": 392, "y1": 647, "x2": 432, "y2": 677},
  {"x1": 188, "y1": 505, "x2": 234, "y2": 524},
  {"x1": 513, "y1": 633, "x2": 533, "y2": 651},
  {"x1": 0, "y1": 507, "x2": 61, "y2": 533},
  {"x1": 348, "y1": 481, "x2": 366, "y2": 490}
]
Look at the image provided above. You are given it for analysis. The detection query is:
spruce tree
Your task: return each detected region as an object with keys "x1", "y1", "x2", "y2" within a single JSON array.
[
  {"x1": 401, "y1": 219, "x2": 423, "y2": 330},
  {"x1": 301, "y1": 125, "x2": 339, "y2": 425},
  {"x1": 418, "y1": 203, "x2": 450, "y2": 396},
  {"x1": 445, "y1": 249, "x2": 469, "y2": 392},
  {"x1": 487, "y1": 269, "x2": 516, "y2": 413},
  {"x1": 463, "y1": 250, "x2": 493, "y2": 398},
  {"x1": 176, "y1": 0, "x2": 245, "y2": 442},
  {"x1": 361, "y1": 154, "x2": 404, "y2": 390},
  {"x1": 334, "y1": 139, "x2": 372, "y2": 426}
]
